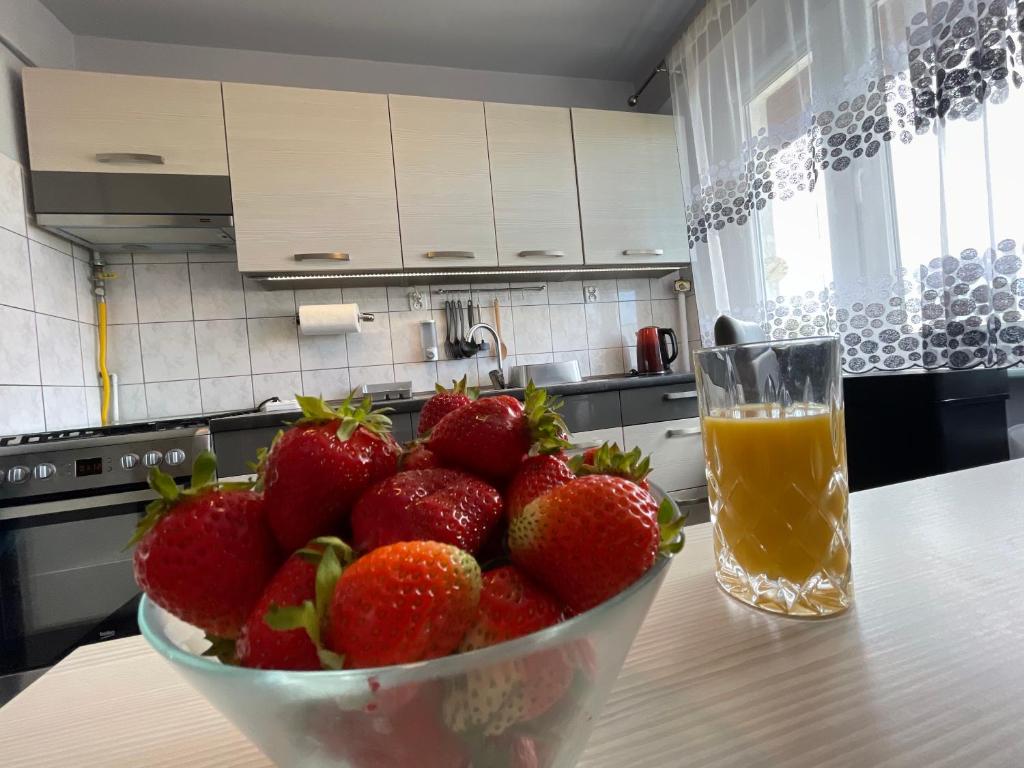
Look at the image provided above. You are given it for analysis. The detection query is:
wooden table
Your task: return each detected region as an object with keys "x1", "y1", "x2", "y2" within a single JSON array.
[{"x1": 2, "y1": 460, "x2": 1022, "y2": 767}]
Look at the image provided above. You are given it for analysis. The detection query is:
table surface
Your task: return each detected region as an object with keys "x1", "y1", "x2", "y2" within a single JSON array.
[{"x1": 2, "y1": 460, "x2": 1022, "y2": 767}]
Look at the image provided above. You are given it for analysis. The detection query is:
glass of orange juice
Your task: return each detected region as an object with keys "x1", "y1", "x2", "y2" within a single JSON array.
[{"x1": 693, "y1": 336, "x2": 851, "y2": 617}]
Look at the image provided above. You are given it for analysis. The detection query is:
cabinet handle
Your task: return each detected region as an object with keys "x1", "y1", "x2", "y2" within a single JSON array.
[
  {"x1": 293, "y1": 253, "x2": 350, "y2": 262},
  {"x1": 95, "y1": 152, "x2": 165, "y2": 165},
  {"x1": 669, "y1": 493, "x2": 709, "y2": 508},
  {"x1": 425, "y1": 251, "x2": 475, "y2": 259},
  {"x1": 622, "y1": 249, "x2": 664, "y2": 256},
  {"x1": 666, "y1": 427, "x2": 702, "y2": 438},
  {"x1": 663, "y1": 391, "x2": 698, "y2": 401},
  {"x1": 518, "y1": 250, "x2": 566, "y2": 258}
]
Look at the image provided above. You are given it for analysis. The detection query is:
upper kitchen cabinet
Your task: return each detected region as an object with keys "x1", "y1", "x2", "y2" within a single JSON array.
[
  {"x1": 571, "y1": 109, "x2": 688, "y2": 265},
  {"x1": 22, "y1": 69, "x2": 228, "y2": 176},
  {"x1": 484, "y1": 103, "x2": 583, "y2": 266},
  {"x1": 389, "y1": 95, "x2": 498, "y2": 268},
  {"x1": 223, "y1": 83, "x2": 402, "y2": 273}
]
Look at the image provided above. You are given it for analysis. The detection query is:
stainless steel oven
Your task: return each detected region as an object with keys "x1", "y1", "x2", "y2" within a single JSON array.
[{"x1": 0, "y1": 421, "x2": 210, "y2": 706}]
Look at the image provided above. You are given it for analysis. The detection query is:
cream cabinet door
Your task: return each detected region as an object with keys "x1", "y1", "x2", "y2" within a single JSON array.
[
  {"x1": 568, "y1": 427, "x2": 625, "y2": 451},
  {"x1": 622, "y1": 417, "x2": 706, "y2": 493},
  {"x1": 484, "y1": 103, "x2": 584, "y2": 267},
  {"x1": 389, "y1": 95, "x2": 498, "y2": 268},
  {"x1": 223, "y1": 83, "x2": 401, "y2": 273},
  {"x1": 572, "y1": 109, "x2": 688, "y2": 265},
  {"x1": 23, "y1": 69, "x2": 227, "y2": 175}
]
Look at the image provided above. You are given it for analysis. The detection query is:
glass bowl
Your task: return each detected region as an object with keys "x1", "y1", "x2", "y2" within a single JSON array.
[{"x1": 138, "y1": 495, "x2": 679, "y2": 767}]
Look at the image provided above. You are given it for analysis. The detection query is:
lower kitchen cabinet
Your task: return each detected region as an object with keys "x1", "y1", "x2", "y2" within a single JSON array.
[
  {"x1": 568, "y1": 427, "x2": 624, "y2": 450},
  {"x1": 623, "y1": 416, "x2": 705, "y2": 493}
]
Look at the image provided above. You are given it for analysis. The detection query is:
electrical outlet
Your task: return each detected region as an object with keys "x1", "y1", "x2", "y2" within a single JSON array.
[{"x1": 584, "y1": 285, "x2": 599, "y2": 303}]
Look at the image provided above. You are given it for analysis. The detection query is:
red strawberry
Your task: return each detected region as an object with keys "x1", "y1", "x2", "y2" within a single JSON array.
[
  {"x1": 130, "y1": 451, "x2": 280, "y2": 638},
  {"x1": 506, "y1": 454, "x2": 575, "y2": 520},
  {"x1": 428, "y1": 384, "x2": 569, "y2": 482},
  {"x1": 400, "y1": 441, "x2": 445, "y2": 470},
  {"x1": 510, "y1": 475, "x2": 676, "y2": 614},
  {"x1": 417, "y1": 375, "x2": 477, "y2": 436},
  {"x1": 261, "y1": 395, "x2": 401, "y2": 551},
  {"x1": 569, "y1": 442, "x2": 652, "y2": 489},
  {"x1": 236, "y1": 537, "x2": 354, "y2": 670},
  {"x1": 461, "y1": 566, "x2": 563, "y2": 651},
  {"x1": 351, "y1": 469, "x2": 503, "y2": 555},
  {"x1": 328, "y1": 541, "x2": 481, "y2": 668}
]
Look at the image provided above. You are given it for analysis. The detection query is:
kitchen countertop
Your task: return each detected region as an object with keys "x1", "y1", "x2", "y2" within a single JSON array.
[
  {"x1": 2, "y1": 459, "x2": 1022, "y2": 767},
  {"x1": 211, "y1": 371, "x2": 696, "y2": 432}
]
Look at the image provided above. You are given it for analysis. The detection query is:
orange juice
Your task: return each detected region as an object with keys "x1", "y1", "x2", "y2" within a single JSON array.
[{"x1": 703, "y1": 404, "x2": 849, "y2": 587}]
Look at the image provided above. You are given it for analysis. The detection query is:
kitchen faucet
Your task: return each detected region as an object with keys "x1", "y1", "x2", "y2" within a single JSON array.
[{"x1": 467, "y1": 323, "x2": 506, "y2": 389}]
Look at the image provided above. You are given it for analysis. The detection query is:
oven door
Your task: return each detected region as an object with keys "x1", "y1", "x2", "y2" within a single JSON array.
[{"x1": 0, "y1": 488, "x2": 155, "y2": 703}]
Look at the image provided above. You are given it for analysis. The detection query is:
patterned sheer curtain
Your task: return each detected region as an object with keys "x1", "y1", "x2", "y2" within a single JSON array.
[{"x1": 670, "y1": 0, "x2": 1024, "y2": 372}]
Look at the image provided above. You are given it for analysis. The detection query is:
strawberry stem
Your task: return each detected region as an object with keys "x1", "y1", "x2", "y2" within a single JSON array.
[
  {"x1": 569, "y1": 442, "x2": 652, "y2": 485},
  {"x1": 295, "y1": 392, "x2": 393, "y2": 442},
  {"x1": 524, "y1": 382, "x2": 571, "y2": 455},
  {"x1": 657, "y1": 497, "x2": 687, "y2": 556}
]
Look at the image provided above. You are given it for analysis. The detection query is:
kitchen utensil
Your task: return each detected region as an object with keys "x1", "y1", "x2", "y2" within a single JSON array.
[
  {"x1": 138, "y1": 488, "x2": 680, "y2": 768},
  {"x1": 456, "y1": 300, "x2": 477, "y2": 358},
  {"x1": 635, "y1": 326, "x2": 678, "y2": 375},
  {"x1": 493, "y1": 297, "x2": 509, "y2": 360},
  {"x1": 444, "y1": 301, "x2": 457, "y2": 358},
  {"x1": 469, "y1": 299, "x2": 489, "y2": 353}
]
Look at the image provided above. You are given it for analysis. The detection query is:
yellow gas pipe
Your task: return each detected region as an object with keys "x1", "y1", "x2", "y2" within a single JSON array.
[{"x1": 92, "y1": 256, "x2": 111, "y2": 425}]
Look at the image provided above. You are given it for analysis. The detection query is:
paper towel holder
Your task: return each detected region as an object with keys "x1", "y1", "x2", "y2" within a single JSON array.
[{"x1": 294, "y1": 311, "x2": 374, "y2": 324}]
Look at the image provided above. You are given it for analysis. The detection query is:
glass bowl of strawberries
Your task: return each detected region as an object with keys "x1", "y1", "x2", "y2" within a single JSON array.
[{"x1": 135, "y1": 383, "x2": 686, "y2": 768}]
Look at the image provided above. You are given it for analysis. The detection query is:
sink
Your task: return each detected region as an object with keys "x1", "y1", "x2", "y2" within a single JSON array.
[{"x1": 508, "y1": 360, "x2": 582, "y2": 388}]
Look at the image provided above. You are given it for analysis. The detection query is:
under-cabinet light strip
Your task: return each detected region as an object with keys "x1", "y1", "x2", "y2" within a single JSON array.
[{"x1": 260, "y1": 266, "x2": 677, "y2": 282}]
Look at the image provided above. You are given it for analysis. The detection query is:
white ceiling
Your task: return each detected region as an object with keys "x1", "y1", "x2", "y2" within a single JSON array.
[{"x1": 40, "y1": 0, "x2": 698, "y2": 82}]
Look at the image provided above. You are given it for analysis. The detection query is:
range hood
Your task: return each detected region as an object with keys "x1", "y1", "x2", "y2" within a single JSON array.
[{"x1": 29, "y1": 171, "x2": 235, "y2": 253}]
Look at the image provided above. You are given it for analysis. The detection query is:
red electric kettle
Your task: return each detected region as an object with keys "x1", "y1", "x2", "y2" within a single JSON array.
[{"x1": 636, "y1": 326, "x2": 678, "y2": 375}]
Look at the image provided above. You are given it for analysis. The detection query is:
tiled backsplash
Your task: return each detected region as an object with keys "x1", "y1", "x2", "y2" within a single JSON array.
[{"x1": 0, "y1": 150, "x2": 699, "y2": 434}]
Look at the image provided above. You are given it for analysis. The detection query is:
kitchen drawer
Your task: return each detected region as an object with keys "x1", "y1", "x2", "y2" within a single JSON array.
[
  {"x1": 560, "y1": 392, "x2": 621, "y2": 433},
  {"x1": 568, "y1": 427, "x2": 624, "y2": 451},
  {"x1": 620, "y1": 383, "x2": 699, "y2": 426},
  {"x1": 623, "y1": 417, "x2": 706, "y2": 493}
]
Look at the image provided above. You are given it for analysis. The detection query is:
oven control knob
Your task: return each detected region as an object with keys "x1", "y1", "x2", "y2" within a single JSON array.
[
  {"x1": 165, "y1": 449, "x2": 186, "y2": 467},
  {"x1": 7, "y1": 465, "x2": 29, "y2": 484},
  {"x1": 120, "y1": 453, "x2": 140, "y2": 470},
  {"x1": 33, "y1": 463, "x2": 56, "y2": 480},
  {"x1": 142, "y1": 451, "x2": 163, "y2": 468}
]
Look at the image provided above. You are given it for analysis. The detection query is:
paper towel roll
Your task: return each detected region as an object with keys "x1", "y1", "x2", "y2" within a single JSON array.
[{"x1": 298, "y1": 304, "x2": 365, "y2": 336}]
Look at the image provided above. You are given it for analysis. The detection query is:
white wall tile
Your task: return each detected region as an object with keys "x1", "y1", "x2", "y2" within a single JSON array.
[
  {"x1": 74, "y1": 257, "x2": 97, "y2": 324},
  {"x1": 347, "y1": 364, "x2": 397, "y2": 391},
  {"x1": 585, "y1": 279, "x2": 618, "y2": 303},
  {"x1": 243, "y1": 278, "x2": 295, "y2": 318},
  {"x1": 510, "y1": 285, "x2": 548, "y2": 306},
  {"x1": 393, "y1": 361, "x2": 439, "y2": 394},
  {"x1": 105, "y1": 324, "x2": 144, "y2": 384},
  {"x1": 471, "y1": 284, "x2": 511, "y2": 308},
  {"x1": 0, "y1": 153, "x2": 26, "y2": 236},
  {"x1": 584, "y1": 302, "x2": 621, "y2": 348},
  {"x1": 84, "y1": 386, "x2": 101, "y2": 426},
  {"x1": 552, "y1": 349, "x2": 592, "y2": 378},
  {"x1": 342, "y1": 286, "x2": 389, "y2": 313},
  {"x1": 0, "y1": 228, "x2": 32, "y2": 310},
  {"x1": 79, "y1": 323, "x2": 98, "y2": 386},
  {"x1": 0, "y1": 386, "x2": 44, "y2": 435},
  {"x1": 618, "y1": 300, "x2": 653, "y2": 347},
  {"x1": 26, "y1": 219, "x2": 72, "y2": 255},
  {"x1": 650, "y1": 272, "x2": 681, "y2": 299},
  {"x1": 436, "y1": 358, "x2": 479, "y2": 387},
  {"x1": 200, "y1": 375, "x2": 255, "y2": 413},
  {"x1": 546, "y1": 280, "x2": 583, "y2": 304},
  {"x1": 195, "y1": 319, "x2": 252, "y2": 378},
  {"x1": 248, "y1": 317, "x2": 300, "y2": 374},
  {"x1": 117, "y1": 383, "x2": 149, "y2": 422},
  {"x1": 71, "y1": 244, "x2": 92, "y2": 263},
  {"x1": 295, "y1": 288, "x2": 341, "y2": 306},
  {"x1": 301, "y1": 368, "x2": 353, "y2": 400},
  {"x1": 617, "y1": 278, "x2": 651, "y2": 302},
  {"x1": 346, "y1": 312, "x2": 392, "y2": 367},
  {"x1": 42, "y1": 386, "x2": 88, "y2": 430},
  {"x1": 297, "y1": 330, "x2": 348, "y2": 372},
  {"x1": 188, "y1": 252, "x2": 236, "y2": 262},
  {"x1": 146, "y1": 380, "x2": 202, "y2": 419},
  {"x1": 517, "y1": 352, "x2": 554, "y2": 365},
  {"x1": 133, "y1": 253, "x2": 187, "y2": 264},
  {"x1": 0, "y1": 305, "x2": 40, "y2": 385},
  {"x1": 252, "y1": 372, "x2": 302, "y2": 404},
  {"x1": 389, "y1": 310, "x2": 434, "y2": 363},
  {"x1": 29, "y1": 241, "x2": 77, "y2": 320},
  {"x1": 651, "y1": 298, "x2": 684, "y2": 341},
  {"x1": 36, "y1": 314, "x2": 84, "y2": 386},
  {"x1": 102, "y1": 264, "x2": 138, "y2": 324},
  {"x1": 140, "y1": 321, "x2": 199, "y2": 381},
  {"x1": 103, "y1": 253, "x2": 133, "y2": 265},
  {"x1": 135, "y1": 263, "x2": 193, "y2": 323},
  {"x1": 190, "y1": 262, "x2": 245, "y2": 320},
  {"x1": 549, "y1": 304, "x2": 586, "y2": 351},
  {"x1": 512, "y1": 305, "x2": 552, "y2": 354},
  {"x1": 589, "y1": 347, "x2": 625, "y2": 376},
  {"x1": 387, "y1": 284, "x2": 429, "y2": 312}
]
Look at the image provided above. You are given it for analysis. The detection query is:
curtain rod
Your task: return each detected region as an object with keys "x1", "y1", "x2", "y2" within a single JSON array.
[{"x1": 627, "y1": 59, "x2": 667, "y2": 108}]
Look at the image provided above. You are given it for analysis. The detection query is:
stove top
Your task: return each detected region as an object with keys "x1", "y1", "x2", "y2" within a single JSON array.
[{"x1": 0, "y1": 417, "x2": 210, "y2": 448}]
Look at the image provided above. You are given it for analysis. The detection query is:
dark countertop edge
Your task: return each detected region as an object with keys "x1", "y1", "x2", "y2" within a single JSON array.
[{"x1": 210, "y1": 372, "x2": 697, "y2": 433}]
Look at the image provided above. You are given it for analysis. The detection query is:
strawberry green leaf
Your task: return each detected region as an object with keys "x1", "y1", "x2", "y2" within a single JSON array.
[
  {"x1": 125, "y1": 498, "x2": 166, "y2": 549},
  {"x1": 296, "y1": 394, "x2": 340, "y2": 422},
  {"x1": 202, "y1": 634, "x2": 238, "y2": 665},
  {"x1": 314, "y1": 544, "x2": 344, "y2": 620},
  {"x1": 657, "y1": 497, "x2": 687, "y2": 556},
  {"x1": 148, "y1": 466, "x2": 180, "y2": 503},
  {"x1": 570, "y1": 442, "x2": 652, "y2": 485},
  {"x1": 189, "y1": 450, "x2": 218, "y2": 490},
  {"x1": 266, "y1": 601, "x2": 321, "y2": 647},
  {"x1": 523, "y1": 381, "x2": 571, "y2": 455},
  {"x1": 317, "y1": 648, "x2": 346, "y2": 670}
]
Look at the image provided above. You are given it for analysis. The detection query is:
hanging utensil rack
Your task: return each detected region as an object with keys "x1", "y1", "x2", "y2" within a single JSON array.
[{"x1": 432, "y1": 285, "x2": 545, "y2": 295}]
